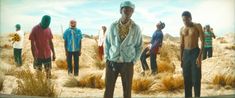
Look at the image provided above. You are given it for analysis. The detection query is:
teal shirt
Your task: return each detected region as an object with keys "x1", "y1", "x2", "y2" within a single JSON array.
[
  {"x1": 105, "y1": 20, "x2": 143, "y2": 63},
  {"x1": 204, "y1": 32, "x2": 213, "y2": 48}
]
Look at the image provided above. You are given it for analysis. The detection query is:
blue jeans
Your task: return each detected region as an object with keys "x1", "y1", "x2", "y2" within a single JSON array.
[
  {"x1": 182, "y1": 47, "x2": 201, "y2": 97},
  {"x1": 66, "y1": 51, "x2": 79, "y2": 76},
  {"x1": 203, "y1": 47, "x2": 212, "y2": 60}
]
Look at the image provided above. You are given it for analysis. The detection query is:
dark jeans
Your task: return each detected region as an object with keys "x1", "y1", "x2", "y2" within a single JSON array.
[
  {"x1": 182, "y1": 47, "x2": 201, "y2": 97},
  {"x1": 66, "y1": 51, "x2": 79, "y2": 76},
  {"x1": 140, "y1": 47, "x2": 150, "y2": 70},
  {"x1": 104, "y1": 60, "x2": 134, "y2": 98},
  {"x1": 140, "y1": 47, "x2": 157, "y2": 73},
  {"x1": 203, "y1": 47, "x2": 213, "y2": 60},
  {"x1": 13, "y1": 48, "x2": 22, "y2": 66}
]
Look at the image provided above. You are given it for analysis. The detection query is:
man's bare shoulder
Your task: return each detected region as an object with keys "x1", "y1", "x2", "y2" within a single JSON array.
[{"x1": 193, "y1": 22, "x2": 202, "y2": 28}]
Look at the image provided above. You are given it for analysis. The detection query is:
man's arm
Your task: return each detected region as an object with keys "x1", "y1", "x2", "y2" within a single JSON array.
[
  {"x1": 180, "y1": 27, "x2": 184, "y2": 67},
  {"x1": 196, "y1": 23, "x2": 204, "y2": 66},
  {"x1": 212, "y1": 33, "x2": 216, "y2": 39},
  {"x1": 134, "y1": 28, "x2": 143, "y2": 63},
  {"x1": 49, "y1": 39, "x2": 56, "y2": 61},
  {"x1": 104, "y1": 26, "x2": 111, "y2": 61},
  {"x1": 79, "y1": 40, "x2": 82, "y2": 56}
]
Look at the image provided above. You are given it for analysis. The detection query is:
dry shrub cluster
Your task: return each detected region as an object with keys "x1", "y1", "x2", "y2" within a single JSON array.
[{"x1": 12, "y1": 69, "x2": 57, "y2": 97}]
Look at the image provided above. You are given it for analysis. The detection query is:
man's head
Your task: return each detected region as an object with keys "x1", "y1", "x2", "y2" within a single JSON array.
[
  {"x1": 205, "y1": 25, "x2": 210, "y2": 32},
  {"x1": 182, "y1": 11, "x2": 192, "y2": 26},
  {"x1": 40, "y1": 15, "x2": 51, "y2": 29},
  {"x1": 120, "y1": 1, "x2": 135, "y2": 20},
  {"x1": 156, "y1": 21, "x2": 165, "y2": 30},
  {"x1": 102, "y1": 26, "x2": 107, "y2": 33},
  {"x1": 15, "y1": 24, "x2": 21, "y2": 30},
  {"x1": 70, "y1": 20, "x2": 77, "y2": 28}
]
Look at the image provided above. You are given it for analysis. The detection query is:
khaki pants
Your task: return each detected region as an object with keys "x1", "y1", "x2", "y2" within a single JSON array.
[{"x1": 104, "y1": 61, "x2": 134, "y2": 98}]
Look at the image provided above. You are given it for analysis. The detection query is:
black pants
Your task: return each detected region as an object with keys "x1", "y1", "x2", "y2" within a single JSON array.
[
  {"x1": 104, "y1": 61, "x2": 134, "y2": 98},
  {"x1": 140, "y1": 47, "x2": 157, "y2": 73},
  {"x1": 140, "y1": 47, "x2": 150, "y2": 70},
  {"x1": 182, "y1": 47, "x2": 201, "y2": 97},
  {"x1": 13, "y1": 48, "x2": 22, "y2": 66},
  {"x1": 66, "y1": 51, "x2": 79, "y2": 76},
  {"x1": 203, "y1": 47, "x2": 212, "y2": 60}
]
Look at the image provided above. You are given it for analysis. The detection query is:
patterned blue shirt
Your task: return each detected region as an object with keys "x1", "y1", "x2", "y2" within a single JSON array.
[{"x1": 63, "y1": 28, "x2": 83, "y2": 52}]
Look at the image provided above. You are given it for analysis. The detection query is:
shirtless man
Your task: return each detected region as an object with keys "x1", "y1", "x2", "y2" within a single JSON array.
[{"x1": 180, "y1": 11, "x2": 204, "y2": 97}]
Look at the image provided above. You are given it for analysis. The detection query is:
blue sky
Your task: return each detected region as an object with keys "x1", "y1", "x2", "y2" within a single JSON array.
[{"x1": 0, "y1": 0, "x2": 234, "y2": 37}]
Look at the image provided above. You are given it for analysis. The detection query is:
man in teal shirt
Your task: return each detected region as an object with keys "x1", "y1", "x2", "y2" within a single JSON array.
[
  {"x1": 104, "y1": 1, "x2": 142, "y2": 98},
  {"x1": 203, "y1": 25, "x2": 216, "y2": 60},
  {"x1": 63, "y1": 20, "x2": 83, "y2": 76}
]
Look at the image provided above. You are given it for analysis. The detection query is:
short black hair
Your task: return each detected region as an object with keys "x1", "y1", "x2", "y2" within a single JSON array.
[{"x1": 182, "y1": 11, "x2": 191, "y2": 18}]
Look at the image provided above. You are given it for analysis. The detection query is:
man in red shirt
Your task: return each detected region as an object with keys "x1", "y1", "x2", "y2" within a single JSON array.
[{"x1": 29, "y1": 15, "x2": 56, "y2": 78}]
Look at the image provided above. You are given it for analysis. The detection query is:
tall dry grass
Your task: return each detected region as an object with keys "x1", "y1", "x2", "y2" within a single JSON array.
[
  {"x1": 132, "y1": 77, "x2": 154, "y2": 93},
  {"x1": 55, "y1": 59, "x2": 68, "y2": 69},
  {"x1": 64, "y1": 72, "x2": 104, "y2": 89},
  {"x1": 212, "y1": 74, "x2": 235, "y2": 88},
  {"x1": 92, "y1": 44, "x2": 105, "y2": 70},
  {"x1": 157, "y1": 60, "x2": 175, "y2": 73},
  {"x1": 12, "y1": 69, "x2": 57, "y2": 97},
  {"x1": 153, "y1": 74, "x2": 184, "y2": 92},
  {"x1": 0, "y1": 72, "x2": 5, "y2": 91}
]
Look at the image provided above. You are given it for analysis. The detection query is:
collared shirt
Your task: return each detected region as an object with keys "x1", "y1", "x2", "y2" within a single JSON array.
[
  {"x1": 29, "y1": 24, "x2": 53, "y2": 59},
  {"x1": 105, "y1": 19, "x2": 143, "y2": 63},
  {"x1": 13, "y1": 30, "x2": 24, "y2": 49},
  {"x1": 150, "y1": 30, "x2": 163, "y2": 50},
  {"x1": 63, "y1": 28, "x2": 83, "y2": 52},
  {"x1": 118, "y1": 19, "x2": 132, "y2": 42}
]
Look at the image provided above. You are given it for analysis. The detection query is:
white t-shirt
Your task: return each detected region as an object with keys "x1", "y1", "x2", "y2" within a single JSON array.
[
  {"x1": 98, "y1": 29, "x2": 106, "y2": 47},
  {"x1": 13, "y1": 30, "x2": 24, "y2": 49}
]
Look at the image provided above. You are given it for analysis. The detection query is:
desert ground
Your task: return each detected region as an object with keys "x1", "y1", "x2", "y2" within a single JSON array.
[{"x1": 0, "y1": 32, "x2": 234, "y2": 97}]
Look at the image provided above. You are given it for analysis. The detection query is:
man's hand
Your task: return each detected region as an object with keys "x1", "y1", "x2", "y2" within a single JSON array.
[
  {"x1": 181, "y1": 60, "x2": 183, "y2": 68},
  {"x1": 52, "y1": 53, "x2": 56, "y2": 61},
  {"x1": 196, "y1": 57, "x2": 201, "y2": 68},
  {"x1": 79, "y1": 51, "x2": 81, "y2": 56}
]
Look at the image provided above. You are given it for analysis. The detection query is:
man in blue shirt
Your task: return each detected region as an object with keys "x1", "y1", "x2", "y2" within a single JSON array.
[
  {"x1": 104, "y1": 1, "x2": 142, "y2": 98},
  {"x1": 63, "y1": 20, "x2": 83, "y2": 76},
  {"x1": 140, "y1": 21, "x2": 165, "y2": 75}
]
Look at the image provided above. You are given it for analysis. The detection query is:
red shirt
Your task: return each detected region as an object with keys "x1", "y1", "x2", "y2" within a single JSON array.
[{"x1": 29, "y1": 24, "x2": 53, "y2": 59}]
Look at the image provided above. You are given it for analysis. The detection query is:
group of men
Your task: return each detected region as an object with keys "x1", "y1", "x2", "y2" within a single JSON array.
[{"x1": 12, "y1": 1, "x2": 217, "y2": 98}]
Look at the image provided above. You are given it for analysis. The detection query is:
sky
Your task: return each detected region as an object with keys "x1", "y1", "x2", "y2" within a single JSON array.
[{"x1": 0, "y1": 0, "x2": 234, "y2": 37}]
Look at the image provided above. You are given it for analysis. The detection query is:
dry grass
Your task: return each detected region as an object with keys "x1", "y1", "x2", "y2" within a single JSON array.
[
  {"x1": 0, "y1": 72, "x2": 5, "y2": 91},
  {"x1": 55, "y1": 59, "x2": 68, "y2": 69},
  {"x1": 4, "y1": 67, "x2": 17, "y2": 76},
  {"x1": 225, "y1": 45, "x2": 235, "y2": 50},
  {"x1": 64, "y1": 72, "x2": 105, "y2": 89},
  {"x1": 157, "y1": 60, "x2": 175, "y2": 73},
  {"x1": 92, "y1": 44, "x2": 105, "y2": 70},
  {"x1": 63, "y1": 77, "x2": 79, "y2": 87},
  {"x1": 78, "y1": 73, "x2": 104, "y2": 89},
  {"x1": 132, "y1": 77, "x2": 154, "y2": 93},
  {"x1": 12, "y1": 69, "x2": 57, "y2": 97},
  {"x1": 0, "y1": 44, "x2": 12, "y2": 49},
  {"x1": 212, "y1": 74, "x2": 235, "y2": 88},
  {"x1": 94, "y1": 60, "x2": 105, "y2": 70},
  {"x1": 154, "y1": 74, "x2": 184, "y2": 92}
]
